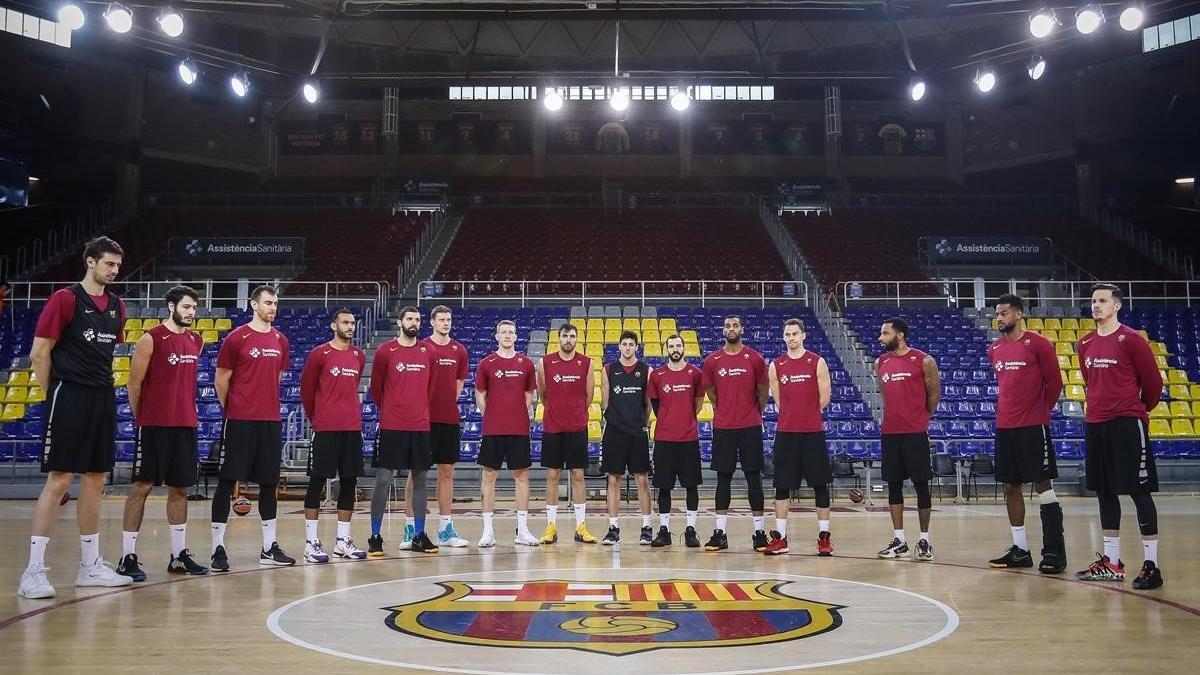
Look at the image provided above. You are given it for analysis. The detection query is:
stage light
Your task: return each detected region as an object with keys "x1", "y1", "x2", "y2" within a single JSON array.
[
  {"x1": 543, "y1": 88, "x2": 564, "y2": 112},
  {"x1": 1029, "y1": 8, "x2": 1057, "y2": 38},
  {"x1": 1119, "y1": 6, "x2": 1145, "y2": 31},
  {"x1": 670, "y1": 90, "x2": 691, "y2": 111},
  {"x1": 1076, "y1": 5, "x2": 1104, "y2": 34},
  {"x1": 158, "y1": 8, "x2": 184, "y2": 38},
  {"x1": 230, "y1": 71, "x2": 249, "y2": 98},
  {"x1": 1027, "y1": 56, "x2": 1047, "y2": 81},
  {"x1": 609, "y1": 88, "x2": 629, "y2": 112},
  {"x1": 974, "y1": 68, "x2": 996, "y2": 94},
  {"x1": 302, "y1": 82, "x2": 320, "y2": 104},
  {"x1": 177, "y1": 58, "x2": 197, "y2": 86},
  {"x1": 909, "y1": 78, "x2": 927, "y2": 102},
  {"x1": 58, "y1": 4, "x2": 85, "y2": 31},
  {"x1": 104, "y1": 3, "x2": 133, "y2": 34},
  {"x1": 1177, "y1": 177, "x2": 1196, "y2": 185}
]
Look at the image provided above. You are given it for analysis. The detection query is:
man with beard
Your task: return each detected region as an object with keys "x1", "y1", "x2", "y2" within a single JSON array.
[
  {"x1": 368, "y1": 307, "x2": 438, "y2": 555},
  {"x1": 210, "y1": 285, "x2": 292, "y2": 571},
  {"x1": 987, "y1": 294, "x2": 1066, "y2": 573},
  {"x1": 536, "y1": 323, "x2": 599, "y2": 544},
  {"x1": 600, "y1": 331, "x2": 654, "y2": 546},
  {"x1": 701, "y1": 316, "x2": 769, "y2": 552},
  {"x1": 875, "y1": 317, "x2": 940, "y2": 562},
  {"x1": 299, "y1": 309, "x2": 368, "y2": 563},
  {"x1": 19, "y1": 237, "x2": 131, "y2": 599},
  {"x1": 115, "y1": 286, "x2": 209, "y2": 581},
  {"x1": 647, "y1": 334, "x2": 704, "y2": 548}
]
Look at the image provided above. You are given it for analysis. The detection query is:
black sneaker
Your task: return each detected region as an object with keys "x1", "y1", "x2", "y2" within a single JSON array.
[
  {"x1": 752, "y1": 530, "x2": 770, "y2": 552},
  {"x1": 601, "y1": 525, "x2": 620, "y2": 546},
  {"x1": 989, "y1": 545, "x2": 1033, "y2": 568},
  {"x1": 1038, "y1": 551, "x2": 1067, "y2": 575},
  {"x1": 116, "y1": 553, "x2": 146, "y2": 582},
  {"x1": 650, "y1": 526, "x2": 672, "y2": 547},
  {"x1": 877, "y1": 537, "x2": 909, "y2": 559},
  {"x1": 168, "y1": 549, "x2": 209, "y2": 576},
  {"x1": 210, "y1": 545, "x2": 230, "y2": 572},
  {"x1": 259, "y1": 542, "x2": 296, "y2": 566},
  {"x1": 410, "y1": 532, "x2": 440, "y2": 553},
  {"x1": 684, "y1": 526, "x2": 701, "y2": 548},
  {"x1": 704, "y1": 529, "x2": 728, "y2": 551},
  {"x1": 639, "y1": 526, "x2": 653, "y2": 545},
  {"x1": 1132, "y1": 561, "x2": 1163, "y2": 590},
  {"x1": 367, "y1": 533, "x2": 384, "y2": 558}
]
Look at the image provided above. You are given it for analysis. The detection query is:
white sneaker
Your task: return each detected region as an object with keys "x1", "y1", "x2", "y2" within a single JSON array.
[
  {"x1": 333, "y1": 538, "x2": 367, "y2": 560},
  {"x1": 514, "y1": 530, "x2": 540, "y2": 547},
  {"x1": 17, "y1": 563, "x2": 55, "y2": 599},
  {"x1": 477, "y1": 531, "x2": 496, "y2": 548},
  {"x1": 398, "y1": 524, "x2": 415, "y2": 551},
  {"x1": 304, "y1": 540, "x2": 330, "y2": 564},
  {"x1": 75, "y1": 558, "x2": 134, "y2": 588}
]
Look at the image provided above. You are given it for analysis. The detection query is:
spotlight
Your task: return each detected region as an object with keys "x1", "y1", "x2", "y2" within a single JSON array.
[
  {"x1": 177, "y1": 58, "x2": 197, "y2": 86},
  {"x1": 609, "y1": 88, "x2": 630, "y2": 112},
  {"x1": 104, "y1": 3, "x2": 133, "y2": 34},
  {"x1": 57, "y1": 4, "x2": 86, "y2": 31},
  {"x1": 1029, "y1": 8, "x2": 1057, "y2": 38},
  {"x1": 1177, "y1": 177, "x2": 1196, "y2": 185},
  {"x1": 670, "y1": 90, "x2": 691, "y2": 111},
  {"x1": 1076, "y1": 5, "x2": 1104, "y2": 34},
  {"x1": 909, "y1": 78, "x2": 927, "y2": 102},
  {"x1": 974, "y1": 68, "x2": 996, "y2": 94},
  {"x1": 230, "y1": 71, "x2": 249, "y2": 98},
  {"x1": 302, "y1": 82, "x2": 320, "y2": 104},
  {"x1": 1119, "y1": 6, "x2": 1145, "y2": 31},
  {"x1": 543, "y1": 88, "x2": 564, "y2": 112},
  {"x1": 158, "y1": 8, "x2": 184, "y2": 38},
  {"x1": 1027, "y1": 56, "x2": 1047, "y2": 81}
]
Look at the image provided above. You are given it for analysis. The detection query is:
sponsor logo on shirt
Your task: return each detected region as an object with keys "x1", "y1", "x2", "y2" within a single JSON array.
[
  {"x1": 248, "y1": 346, "x2": 282, "y2": 359},
  {"x1": 492, "y1": 369, "x2": 524, "y2": 379},
  {"x1": 612, "y1": 385, "x2": 644, "y2": 395},
  {"x1": 167, "y1": 352, "x2": 198, "y2": 366},
  {"x1": 395, "y1": 362, "x2": 428, "y2": 373},
  {"x1": 329, "y1": 366, "x2": 360, "y2": 377},
  {"x1": 778, "y1": 373, "x2": 812, "y2": 385},
  {"x1": 81, "y1": 328, "x2": 118, "y2": 344},
  {"x1": 881, "y1": 371, "x2": 913, "y2": 384},
  {"x1": 994, "y1": 360, "x2": 1028, "y2": 372},
  {"x1": 1085, "y1": 356, "x2": 1119, "y2": 369},
  {"x1": 718, "y1": 366, "x2": 750, "y2": 378},
  {"x1": 662, "y1": 383, "x2": 693, "y2": 393},
  {"x1": 436, "y1": 358, "x2": 459, "y2": 367},
  {"x1": 552, "y1": 373, "x2": 582, "y2": 384}
]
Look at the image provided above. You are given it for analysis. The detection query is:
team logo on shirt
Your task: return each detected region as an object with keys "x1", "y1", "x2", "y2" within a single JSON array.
[
  {"x1": 395, "y1": 362, "x2": 428, "y2": 373},
  {"x1": 718, "y1": 368, "x2": 727, "y2": 377},
  {"x1": 662, "y1": 383, "x2": 672, "y2": 393},
  {"x1": 1118, "y1": 334, "x2": 1126, "y2": 342},
  {"x1": 166, "y1": 352, "x2": 197, "y2": 366},
  {"x1": 250, "y1": 348, "x2": 261, "y2": 358},
  {"x1": 249, "y1": 346, "x2": 282, "y2": 359},
  {"x1": 330, "y1": 366, "x2": 360, "y2": 377},
  {"x1": 330, "y1": 366, "x2": 341, "y2": 377},
  {"x1": 613, "y1": 385, "x2": 643, "y2": 395},
  {"x1": 779, "y1": 374, "x2": 811, "y2": 385},
  {"x1": 83, "y1": 329, "x2": 95, "y2": 342}
]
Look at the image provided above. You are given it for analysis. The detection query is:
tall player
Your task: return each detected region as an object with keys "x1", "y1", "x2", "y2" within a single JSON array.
[
  {"x1": 19, "y1": 237, "x2": 132, "y2": 599},
  {"x1": 116, "y1": 285, "x2": 209, "y2": 581},
  {"x1": 299, "y1": 309, "x2": 367, "y2": 563},
  {"x1": 765, "y1": 319, "x2": 833, "y2": 556},
  {"x1": 475, "y1": 320, "x2": 539, "y2": 547},
  {"x1": 1075, "y1": 284, "x2": 1165, "y2": 589},
  {"x1": 420, "y1": 305, "x2": 471, "y2": 548},
  {"x1": 600, "y1": 331, "x2": 654, "y2": 546},
  {"x1": 987, "y1": 294, "x2": 1067, "y2": 572},
  {"x1": 702, "y1": 315, "x2": 769, "y2": 552},
  {"x1": 536, "y1": 323, "x2": 599, "y2": 544},
  {"x1": 210, "y1": 285, "x2": 293, "y2": 571},
  {"x1": 647, "y1": 334, "x2": 704, "y2": 548},
  {"x1": 875, "y1": 317, "x2": 939, "y2": 561},
  {"x1": 368, "y1": 307, "x2": 438, "y2": 555}
]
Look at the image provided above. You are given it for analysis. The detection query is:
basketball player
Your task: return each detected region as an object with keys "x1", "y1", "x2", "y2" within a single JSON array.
[
  {"x1": 702, "y1": 315, "x2": 769, "y2": 552},
  {"x1": 600, "y1": 331, "x2": 654, "y2": 545},
  {"x1": 19, "y1": 237, "x2": 132, "y2": 599},
  {"x1": 536, "y1": 323, "x2": 599, "y2": 544},
  {"x1": 875, "y1": 317, "x2": 939, "y2": 561},
  {"x1": 116, "y1": 285, "x2": 209, "y2": 581},
  {"x1": 298, "y1": 309, "x2": 367, "y2": 563},
  {"x1": 647, "y1": 334, "x2": 704, "y2": 548},
  {"x1": 987, "y1": 294, "x2": 1067, "y2": 573},
  {"x1": 368, "y1": 307, "x2": 438, "y2": 555},
  {"x1": 475, "y1": 320, "x2": 539, "y2": 547},
  {"x1": 210, "y1": 285, "x2": 293, "y2": 571},
  {"x1": 765, "y1": 319, "x2": 833, "y2": 556},
  {"x1": 1075, "y1": 284, "x2": 1165, "y2": 589},
  {"x1": 420, "y1": 305, "x2": 471, "y2": 548}
]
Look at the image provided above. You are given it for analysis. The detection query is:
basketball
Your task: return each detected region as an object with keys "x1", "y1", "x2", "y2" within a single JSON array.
[
  {"x1": 848, "y1": 488, "x2": 865, "y2": 503},
  {"x1": 233, "y1": 498, "x2": 253, "y2": 516}
]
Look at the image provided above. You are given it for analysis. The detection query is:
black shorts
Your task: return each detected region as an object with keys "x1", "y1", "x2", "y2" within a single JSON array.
[
  {"x1": 133, "y1": 426, "x2": 198, "y2": 487},
  {"x1": 601, "y1": 427, "x2": 651, "y2": 475},
  {"x1": 1085, "y1": 417, "x2": 1158, "y2": 494},
  {"x1": 374, "y1": 430, "x2": 433, "y2": 471},
  {"x1": 652, "y1": 440, "x2": 702, "y2": 489},
  {"x1": 881, "y1": 433, "x2": 932, "y2": 482},
  {"x1": 772, "y1": 431, "x2": 832, "y2": 490},
  {"x1": 995, "y1": 425, "x2": 1057, "y2": 484},
  {"x1": 541, "y1": 430, "x2": 589, "y2": 470},
  {"x1": 308, "y1": 431, "x2": 364, "y2": 479},
  {"x1": 430, "y1": 423, "x2": 461, "y2": 465},
  {"x1": 219, "y1": 420, "x2": 283, "y2": 484},
  {"x1": 711, "y1": 426, "x2": 765, "y2": 474},
  {"x1": 478, "y1": 435, "x2": 532, "y2": 471},
  {"x1": 41, "y1": 381, "x2": 116, "y2": 474}
]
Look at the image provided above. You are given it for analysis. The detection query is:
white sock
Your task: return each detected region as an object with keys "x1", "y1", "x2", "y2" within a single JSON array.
[
  {"x1": 659, "y1": 513, "x2": 670, "y2": 528},
  {"x1": 440, "y1": 515, "x2": 452, "y2": 531},
  {"x1": 753, "y1": 516, "x2": 765, "y2": 532},
  {"x1": 170, "y1": 525, "x2": 186, "y2": 557},
  {"x1": 29, "y1": 535, "x2": 49, "y2": 568},
  {"x1": 894, "y1": 529, "x2": 906, "y2": 543},
  {"x1": 775, "y1": 518, "x2": 788, "y2": 537},
  {"x1": 547, "y1": 505, "x2": 558, "y2": 524},
  {"x1": 818, "y1": 519, "x2": 830, "y2": 533},
  {"x1": 686, "y1": 510, "x2": 697, "y2": 528},
  {"x1": 920, "y1": 531, "x2": 930, "y2": 544},
  {"x1": 336, "y1": 520, "x2": 350, "y2": 541},
  {"x1": 482, "y1": 512, "x2": 494, "y2": 534},
  {"x1": 262, "y1": 519, "x2": 277, "y2": 550},
  {"x1": 80, "y1": 533, "x2": 100, "y2": 566},
  {"x1": 211, "y1": 522, "x2": 227, "y2": 553},
  {"x1": 305, "y1": 519, "x2": 319, "y2": 543},
  {"x1": 1143, "y1": 538, "x2": 1158, "y2": 564},
  {"x1": 1103, "y1": 536, "x2": 1120, "y2": 562},
  {"x1": 517, "y1": 510, "x2": 529, "y2": 533},
  {"x1": 642, "y1": 514, "x2": 652, "y2": 528},
  {"x1": 574, "y1": 503, "x2": 586, "y2": 526},
  {"x1": 609, "y1": 517, "x2": 619, "y2": 528},
  {"x1": 715, "y1": 515, "x2": 728, "y2": 531},
  {"x1": 122, "y1": 530, "x2": 138, "y2": 557},
  {"x1": 1038, "y1": 488, "x2": 1059, "y2": 504},
  {"x1": 1011, "y1": 526, "x2": 1029, "y2": 551}
]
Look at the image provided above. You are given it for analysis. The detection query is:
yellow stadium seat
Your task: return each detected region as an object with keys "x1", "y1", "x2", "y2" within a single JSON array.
[
  {"x1": 27, "y1": 370, "x2": 39, "y2": 384},
  {"x1": 1041, "y1": 330, "x2": 1058, "y2": 342},
  {"x1": 586, "y1": 318, "x2": 603, "y2": 331},
  {"x1": 5, "y1": 387, "x2": 27, "y2": 403},
  {"x1": 1171, "y1": 418, "x2": 1196, "y2": 437},
  {"x1": 1159, "y1": 370, "x2": 1169, "y2": 385},
  {"x1": 7, "y1": 371, "x2": 28, "y2": 386},
  {"x1": 123, "y1": 318, "x2": 140, "y2": 331},
  {"x1": 698, "y1": 404, "x2": 714, "y2": 422},
  {"x1": 640, "y1": 318, "x2": 658, "y2": 331},
  {"x1": 1191, "y1": 384, "x2": 1200, "y2": 400},
  {"x1": 1148, "y1": 419, "x2": 1172, "y2": 438},
  {"x1": 1169, "y1": 401, "x2": 1192, "y2": 418},
  {"x1": 1060, "y1": 318, "x2": 1079, "y2": 330},
  {"x1": 1069, "y1": 355, "x2": 1080, "y2": 368},
  {"x1": 679, "y1": 329, "x2": 697, "y2": 342},
  {"x1": 1068, "y1": 370, "x2": 1085, "y2": 384},
  {"x1": 1065, "y1": 385, "x2": 1086, "y2": 402},
  {"x1": 201, "y1": 330, "x2": 219, "y2": 344},
  {"x1": 1154, "y1": 355, "x2": 1169, "y2": 369},
  {"x1": 585, "y1": 329, "x2": 604, "y2": 343},
  {"x1": 534, "y1": 404, "x2": 544, "y2": 422},
  {"x1": 1055, "y1": 343, "x2": 1074, "y2": 356},
  {"x1": 1192, "y1": 401, "x2": 1200, "y2": 418},
  {"x1": 586, "y1": 344, "x2": 602, "y2": 358},
  {"x1": 1, "y1": 404, "x2": 26, "y2": 421},
  {"x1": 592, "y1": 387, "x2": 602, "y2": 404},
  {"x1": 214, "y1": 318, "x2": 232, "y2": 331},
  {"x1": 141, "y1": 318, "x2": 162, "y2": 330},
  {"x1": 643, "y1": 329, "x2": 661, "y2": 345},
  {"x1": 604, "y1": 318, "x2": 621, "y2": 331},
  {"x1": 113, "y1": 372, "x2": 130, "y2": 387},
  {"x1": 27, "y1": 386, "x2": 44, "y2": 402},
  {"x1": 644, "y1": 343, "x2": 663, "y2": 357},
  {"x1": 1149, "y1": 342, "x2": 1167, "y2": 356},
  {"x1": 1150, "y1": 402, "x2": 1170, "y2": 418},
  {"x1": 112, "y1": 357, "x2": 131, "y2": 372},
  {"x1": 1026, "y1": 318, "x2": 1044, "y2": 330},
  {"x1": 1056, "y1": 355, "x2": 1071, "y2": 369},
  {"x1": 684, "y1": 344, "x2": 701, "y2": 358},
  {"x1": 1055, "y1": 329, "x2": 1074, "y2": 342},
  {"x1": 1043, "y1": 318, "x2": 1061, "y2": 330},
  {"x1": 126, "y1": 330, "x2": 144, "y2": 343},
  {"x1": 1170, "y1": 384, "x2": 1192, "y2": 401},
  {"x1": 1079, "y1": 318, "x2": 1096, "y2": 330},
  {"x1": 587, "y1": 421, "x2": 603, "y2": 442},
  {"x1": 604, "y1": 329, "x2": 621, "y2": 343},
  {"x1": 588, "y1": 403, "x2": 602, "y2": 421},
  {"x1": 659, "y1": 319, "x2": 677, "y2": 333},
  {"x1": 1169, "y1": 370, "x2": 1189, "y2": 384},
  {"x1": 194, "y1": 318, "x2": 214, "y2": 331}
]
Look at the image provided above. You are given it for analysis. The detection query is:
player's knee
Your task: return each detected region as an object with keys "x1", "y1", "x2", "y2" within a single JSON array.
[
  {"x1": 913, "y1": 481, "x2": 932, "y2": 509},
  {"x1": 774, "y1": 487, "x2": 790, "y2": 501},
  {"x1": 1003, "y1": 482, "x2": 1023, "y2": 496},
  {"x1": 888, "y1": 481, "x2": 905, "y2": 505},
  {"x1": 130, "y1": 481, "x2": 154, "y2": 497}
]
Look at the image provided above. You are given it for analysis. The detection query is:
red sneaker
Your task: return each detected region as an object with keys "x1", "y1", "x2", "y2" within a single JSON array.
[
  {"x1": 763, "y1": 531, "x2": 789, "y2": 555},
  {"x1": 1074, "y1": 553, "x2": 1125, "y2": 582},
  {"x1": 817, "y1": 531, "x2": 833, "y2": 557}
]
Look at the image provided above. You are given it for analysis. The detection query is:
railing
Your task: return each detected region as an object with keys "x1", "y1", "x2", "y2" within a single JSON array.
[
  {"x1": 757, "y1": 197, "x2": 811, "y2": 285},
  {"x1": 145, "y1": 192, "x2": 384, "y2": 209},
  {"x1": 837, "y1": 279, "x2": 1200, "y2": 309},
  {"x1": 448, "y1": 192, "x2": 757, "y2": 209},
  {"x1": 1089, "y1": 204, "x2": 1195, "y2": 280},
  {"x1": 0, "y1": 197, "x2": 117, "y2": 280},
  {"x1": 831, "y1": 192, "x2": 1074, "y2": 211},
  {"x1": 395, "y1": 211, "x2": 443, "y2": 292},
  {"x1": 418, "y1": 279, "x2": 808, "y2": 309}
]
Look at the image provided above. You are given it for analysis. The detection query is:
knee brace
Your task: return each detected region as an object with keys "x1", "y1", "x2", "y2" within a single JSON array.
[
  {"x1": 715, "y1": 472, "x2": 733, "y2": 511},
  {"x1": 1097, "y1": 492, "x2": 1122, "y2": 531},
  {"x1": 813, "y1": 485, "x2": 831, "y2": 509},
  {"x1": 685, "y1": 487, "x2": 699, "y2": 512},
  {"x1": 913, "y1": 481, "x2": 932, "y2": 510},
  {"x1": 258, "y1": 483, "x2": 278, "y2": 520},
  {"x1": 745, "y1": 470, "x2": 764, "y2": 512},
  {"x1": 888, "y1": 481, "x2": 905, "y2": 505},
  {"x1": 1130, "y1": 489, "x2": 1158, "y2": 536},
  {"x1": 304, "y1": 477, "x2": 324, "y2": 510},
  {"x1": 337, "y1": 476, "x2": 358, "y2": 511},
  {"x1": 657, "y1": 488, "x2": 672, "y2": 515},
  {"x1": 211, "y1": 479, "x2": 236, "y2": 523}
]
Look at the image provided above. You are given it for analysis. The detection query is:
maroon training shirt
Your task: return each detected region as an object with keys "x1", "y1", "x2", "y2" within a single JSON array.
[
  {"x1": 370, "y1": 340, "x2": 434, "y2": 432},
  {"x1": 541, "y1": 351, "x2": 591, "y2": 434},
  {"x1": 1078, "y1": 324, "x2": 1163, "y2": 423},
  {"x1": 35, "y1": 287, "x2": 126, "y2": 342},
  {"x1": 216, "y1": 324, "x2": 289, "y2": 421},
  {"x1": 648, "y1": 363, "x2": 704, "y2": 442},
  {"x1": 773, "y1": 350, "x2": 825, "y2": 433},
  {"x1": 422, "y1": 337, "x2": 470, "y2": 425},
  {"x1": 989, "y1": 331, "x2": 1063, "y2": 429},
  {"x1": 475, "y1": 353, "x2": 536, "y2": 437},
  {"x1": 702, "y1": 346, "x2": 768, "y2": 429},
  {"x1": 878, "y1": 348, "x2": 931, "y2": 435},
  {"x1": 136, "y1": 323, "x2": 202, "y2": 428},
  {"x1": 300, "y1": 342, "x2": 366, "y2": 432}
]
